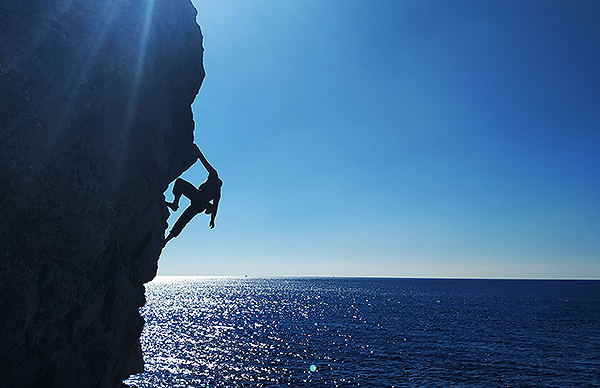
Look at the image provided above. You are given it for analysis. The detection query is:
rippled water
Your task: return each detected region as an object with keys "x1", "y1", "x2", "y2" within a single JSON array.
[{"x1": 125, "y1": 277, "x2": 600, "y2": 387}]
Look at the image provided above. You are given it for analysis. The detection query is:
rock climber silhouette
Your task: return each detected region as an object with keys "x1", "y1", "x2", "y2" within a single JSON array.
[{"x1": 164, "y1": 145, "x2": 222, "y2": 245}]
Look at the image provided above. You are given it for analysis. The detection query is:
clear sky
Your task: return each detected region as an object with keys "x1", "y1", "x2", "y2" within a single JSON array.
[{"x1": 159, "y1": 0, "x2": 600, "y2": 279}]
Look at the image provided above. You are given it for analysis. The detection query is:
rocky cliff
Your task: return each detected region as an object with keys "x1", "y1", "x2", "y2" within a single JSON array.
[{"x1": 0, "y1": 0, "x2": 205, "y2": 386}]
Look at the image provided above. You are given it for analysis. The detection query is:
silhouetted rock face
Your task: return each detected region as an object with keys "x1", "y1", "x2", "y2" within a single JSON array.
[{"x1": 0, "y1": 0, "x2": 204, "y2": 386}]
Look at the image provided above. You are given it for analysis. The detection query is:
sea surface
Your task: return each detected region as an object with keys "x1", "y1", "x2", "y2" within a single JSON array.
[{"x1": 125, "y1": 277, "x2": 600, "y2": 387}]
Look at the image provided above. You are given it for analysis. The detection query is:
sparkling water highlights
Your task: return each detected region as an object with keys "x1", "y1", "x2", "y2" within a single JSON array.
[{"x1": 126, "y1": 277, "x2": 600, "y2": 387}]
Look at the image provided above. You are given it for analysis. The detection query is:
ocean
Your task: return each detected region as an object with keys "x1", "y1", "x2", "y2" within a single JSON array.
[{"x1": 125, "y1": 277, "x2": 600, "y2": 387}]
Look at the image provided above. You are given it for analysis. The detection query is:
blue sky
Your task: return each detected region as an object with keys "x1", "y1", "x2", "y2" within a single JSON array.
[{"x1": 160, "y1": 0, "x2": 600, "y2": 278}]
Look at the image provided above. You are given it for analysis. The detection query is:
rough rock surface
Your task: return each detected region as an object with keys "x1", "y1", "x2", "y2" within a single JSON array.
[{"x1": 0, "y1": 0, "x2": 204, "y2": 386}]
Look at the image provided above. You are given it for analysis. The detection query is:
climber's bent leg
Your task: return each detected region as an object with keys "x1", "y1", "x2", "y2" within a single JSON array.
[{"x1": 167, "y1": 178, "x2": 197, "y2": 211}]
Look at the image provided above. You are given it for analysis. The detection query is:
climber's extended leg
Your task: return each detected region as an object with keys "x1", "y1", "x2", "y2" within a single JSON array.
[{"x1": 164, "y1": 204, "x2": 205, "y2": 245}]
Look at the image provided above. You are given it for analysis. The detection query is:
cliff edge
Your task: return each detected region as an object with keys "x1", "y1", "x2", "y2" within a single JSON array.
[{"x1": 0, "y1": 0, "x2": 204, "y2": 386}]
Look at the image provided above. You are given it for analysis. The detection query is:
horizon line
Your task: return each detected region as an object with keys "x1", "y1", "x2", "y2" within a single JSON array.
[{"x1": 152, "y1": 275, "x2": 600, "y2": 281}]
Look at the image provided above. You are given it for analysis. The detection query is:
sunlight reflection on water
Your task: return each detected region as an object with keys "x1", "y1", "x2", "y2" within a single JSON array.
[{"x1": 126, "y1": 277, "x2": 600, "y2": 387}]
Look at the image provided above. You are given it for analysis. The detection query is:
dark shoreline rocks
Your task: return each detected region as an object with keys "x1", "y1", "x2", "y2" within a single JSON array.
[{"x1": 0, "y1": 0, "x2": 205, "y2": 386}]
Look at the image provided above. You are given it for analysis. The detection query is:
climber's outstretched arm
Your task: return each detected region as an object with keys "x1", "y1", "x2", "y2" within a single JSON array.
[
  {"x1": 209, "y1": 197, "x2": 220, "y2": 229},
  {"x1": 195, "y1": 145, "x2": 217, "y2": 176}
]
